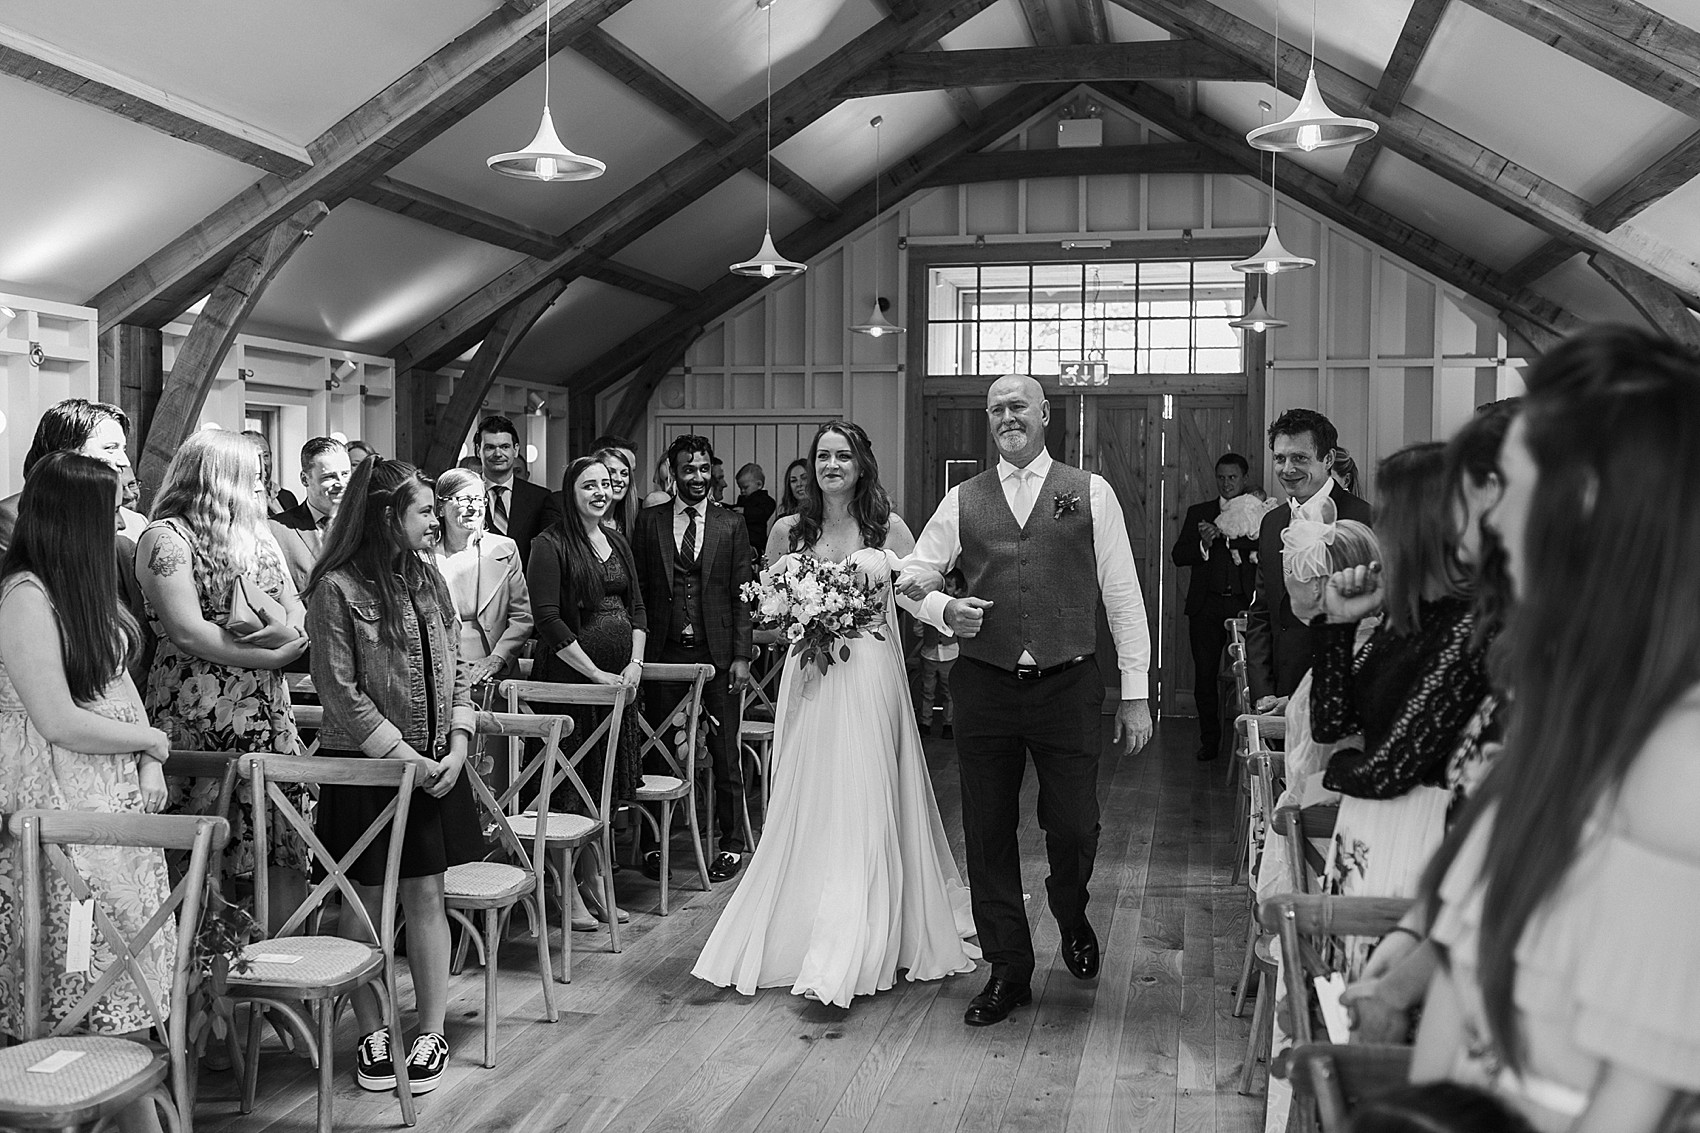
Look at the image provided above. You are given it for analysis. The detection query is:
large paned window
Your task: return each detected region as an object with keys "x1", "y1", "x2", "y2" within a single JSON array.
[{"x1": 927, "y1": 260, "x2": 1245, "y2": 378}]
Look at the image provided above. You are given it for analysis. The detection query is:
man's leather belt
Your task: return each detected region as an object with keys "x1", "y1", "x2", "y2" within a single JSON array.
[{"x1": 1012, "y1": 655, "x2": 1090, "y2": 681}]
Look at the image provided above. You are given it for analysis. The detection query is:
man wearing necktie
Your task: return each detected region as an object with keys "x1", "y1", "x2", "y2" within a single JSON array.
[
  {"x1": 478, "y1": 414, "x2": 563, "y2": 566},
  {"x1": 631, "y1": 434, "x2": 754, "y2": 883},
  {"x1": 903, "y1": 374, "x2": 1153, "y2": 1028},
  {"x1": 271, "y1": 436, "x2": 352, "y2": 593}
]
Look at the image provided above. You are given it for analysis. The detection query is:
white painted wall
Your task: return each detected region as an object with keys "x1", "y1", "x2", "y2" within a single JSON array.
[{"x1": 0, "y1": 291, "x2": 100, "y2": 497}]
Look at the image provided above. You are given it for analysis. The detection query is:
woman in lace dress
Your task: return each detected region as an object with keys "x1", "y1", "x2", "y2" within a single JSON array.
[
  {"x1": 0, "y1": 453, "x2": 174, "y2": 1048},
  {"x1": 136, "y1": 431, "x2": 308, "y2": 925},
  {"x1": 1413, "y1": 326, "x2": 1700, "y2": 1131},
  {"x1": 693, "y1": 421, "x2": 976, "y2": 1007}
]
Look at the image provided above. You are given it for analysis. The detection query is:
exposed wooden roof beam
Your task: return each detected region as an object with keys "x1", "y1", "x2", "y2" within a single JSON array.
[
  {"x1": 88, "y1": 0, "x2": 638, "y2": 333},
  {"x1": 604, "y1": 325, "x2": 705, "y2": 442},
  {"x1": 140, "y1": 202, "x2": 328, "y2": 489},
  {"x1": 869, "y1": 1, "x2": 981, "y2": 128},
  {"x1": 573, "y1": 27, "x2": 839, "y2": 220},
  {"x1": 1334, "y1": 0, "x2": 1448, "y2": 205},
  {"x1": 1546, "y1": 0, "x2": 1700, "y2": 77},
  {"x1": 422, "y1": 281, "x2": 567, "y2": 475},
  {"x1": 1586, "y1": 127, "x2": 1700, "y2": 230},
  {"x1": 1076, "y1": 0, "x2": 1112, "y2": 45},
  {"x1": 1018, "y1": 0, "x2": 1064, "y2": 45},
  {"x1": 915, "y1": 142, "x2": 1238, "y2": 186},
  {"x1": 1104, "y1": 81, "x2": 1581, "y2": 336},
  {"x1": 1456, "y1": 0, "x2": 1700, "y2": 118},
  {"x1": 563, "y1": 83, "x2": 1072, "y2": 399},
  {"x1": 356, "y1": 176, "x2": 561, "y2": 259},
  {"x1": 1589, "y1": 252, "x2": 1700, "y2": 351},
  {"x1": 844, "y1": 41, "x2": 1258, "y2": 94},
  {"x1": 1499, "y1": 238, "x2": 1579, "y2": 289},
  {"x1": 1110, "y1": 0, "x2": 1700, "y2": 301},
  {"x1": 579, "y1": 259, "x2": 699, "y2": 306},
  {"x1": 1502, "y1": 312, "x2": 1566, "y2": 355},
  {"x1": 0, "y1": 24, "x2": 311, "y2": 176},
  {"x1": 395, "y1": 0, "x2": 1004, "y2": 373}
]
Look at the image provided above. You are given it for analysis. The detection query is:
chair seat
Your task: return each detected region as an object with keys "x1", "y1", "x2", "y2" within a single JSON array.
[
  {"x1": 740, "y1": 720, "x2": 774, "y2": 741},
  {"x1": 229, "y1": 935, "x2": 383, "y2": 993},
  {"x1": 0, "y1": 1036, "x2": 164, "y2": 1116},
  {"x1": 445, "y1": 860, "x2": 533, "y2": 903},
  {"x1": 1253, "y1": 933, "x2": 1279, "y2": 970},
  {"x1": 508, "y1": 811, "x2": 601, "y2": 844},
  {"x1": 632, "y1": 774, "x2": 688, "y2": 801}
]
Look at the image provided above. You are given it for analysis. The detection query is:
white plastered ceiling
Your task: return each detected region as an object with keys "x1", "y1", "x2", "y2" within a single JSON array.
[{"x1": 1, "y1": 0, "x2": 1697, "y2": 382}]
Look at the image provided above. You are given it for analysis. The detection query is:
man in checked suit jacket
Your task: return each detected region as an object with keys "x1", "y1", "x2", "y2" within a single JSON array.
[
  {"x1": 630, "y1": 434, "x2": 754, "y2": 882},
  {"x1": 1171, "y1": 452, "x2": 1259, "y2": 761},
  {"x1": 1244, "y1": 409, "x2": 1373, "y2": 710},
  {"x1": 478, "y1": 414, "x2": 563, "y2": 566}
]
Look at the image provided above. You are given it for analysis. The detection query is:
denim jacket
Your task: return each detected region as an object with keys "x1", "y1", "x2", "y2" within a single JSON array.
[{"x1": 305, "y1": 565, "x2": 476, "y2": 758}]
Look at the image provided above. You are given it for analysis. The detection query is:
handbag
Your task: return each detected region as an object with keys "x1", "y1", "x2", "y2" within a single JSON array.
[{"x1": 227, "y1": 573, "x2": 286, "y2": 636}]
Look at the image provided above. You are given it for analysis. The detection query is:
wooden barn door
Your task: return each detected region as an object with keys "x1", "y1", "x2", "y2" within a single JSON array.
[
  {"x1": 1161, "y1": 395, "x2": 1247, "y2": 716},
  {"x1": 1080, "y1": 396, "x2": 1163, "y2": 708}
]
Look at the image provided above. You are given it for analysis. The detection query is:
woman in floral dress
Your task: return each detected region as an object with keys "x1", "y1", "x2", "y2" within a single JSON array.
[
  {"x1": 0, "y1": 452, "x2": 174, "y2": 1046},
  {"x1": 135, "y1": 431, "x2": 309, "y2": 924}
]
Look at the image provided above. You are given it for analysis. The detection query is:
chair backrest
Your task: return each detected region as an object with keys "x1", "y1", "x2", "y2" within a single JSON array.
[
  {"x1": 740, "y1": 642, "x2": 783, "y2": 721},
  {"x1": 1258, "y1": 893, "x2": 1417, "y2": 1050},
  {"x1": 11, "y1": 809, "x2": 229, "y2": 1047},
  {"x1": 498, "y1": 680, "x2": 628, "y2": 825},
  {"x1": 243, "y1": 755, "x2": 416, "y2": 948},
  {"x1": 162, "y1": 749, "x2": 242, "y2": 829},
  {"x1": 290, "y1": 704, "x2": 324, "y2": 757},
  {"x1": 464, "y1": 710, "x2": 574, "y2": 873},
  {"x1": 1283, "y1": 1043, "x2": 1414, "y2": 1133},
  {"x1": 635, "y1": 663, "x2": 712, "y2": 785}
]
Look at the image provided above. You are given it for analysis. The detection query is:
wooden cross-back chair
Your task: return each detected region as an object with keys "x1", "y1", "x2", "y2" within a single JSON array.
[
  {"x1": 1231, "y1": 710, "x2": 1287, "y2": 884},
  {"x1": 499, "y1": 678, "x2": 629, "y2": 970},
  {"x1": 1259, "y1": 893, "x2": 1418, "y2": 1133},
  {"x1": 228, "y1": 755, "x2": 419, "y2": 1133},
  {"x1": 737, "y1": 641, "x2": 786, "y2": 849},
  {"x1": 442, "y1": 709, "x2": 572, "y2": 1064},
  {"x1": 0, "y1": 810, "x2": 228, "y2": 1133},
  {"x1": 627, "y1": 662, "x2": 713, "y2": 914}
]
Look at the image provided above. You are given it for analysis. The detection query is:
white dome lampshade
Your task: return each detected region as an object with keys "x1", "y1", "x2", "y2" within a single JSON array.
[
  {"x1": 1229, "y1": 293, "x2": 1286, "y2": 332},
  {"x1": 488, "y1": 106, "x2": 606, "y2": 181},
  {"x1": 1247, "y1": 68, "x2": 1377, "y2": 153},
  {"x1": 1232, "y1": 226, "x2": 1315, "y2": 274},
  {"x1": 731, "y1": 0, "x2": 806, "y2": 280},
  {"x1": 731, "y1": 230, "x2": 807, "y2": 278},
  {"x1": 852, "y1": 297, "x2": 905, "y2": 337}
]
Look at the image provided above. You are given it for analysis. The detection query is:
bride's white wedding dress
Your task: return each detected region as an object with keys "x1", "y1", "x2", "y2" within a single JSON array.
[{"x1": 692, "y1": 547, "x2": 979, "y2": 1007}]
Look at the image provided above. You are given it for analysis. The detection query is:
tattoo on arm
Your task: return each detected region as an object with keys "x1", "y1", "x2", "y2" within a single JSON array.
[{"x1": 147, "y1": 538, "x2": 187, "y2": 578}]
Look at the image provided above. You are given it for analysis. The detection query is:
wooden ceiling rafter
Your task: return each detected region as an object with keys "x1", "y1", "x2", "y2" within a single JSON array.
[
  {"x1": 561, "y1": 83, "x2": 1072, "y2": 401},
  {"x1": 1017, "y1": 0, "x2": 1064, "y2": 46},
  {"x1": 572, "y1": 27, "x2": 840, "y2": 220},
  {"x1": 914, "y1": 141, "x2": 1237, "y2": 186},
  {"x1": 868, "y1": 0, "x2": 982, "y2": 129},
  {"x1": 0, "y1": 24, "x2": 311, "y2": 176},
  {"x1": 394, "y1": 0, "x2": 1007, "y2": 374},
  {"x1": 1333, "y1": 0, "x2": 1449, "y2": 205},
  {"x1": 1589, "y1": 252, "x2": 1700, "y2": 350},
  {"x1": 843, "y1": 41, "x2": 1260, "y2": 94},
  {"x1": 1109, "y1": 0, "x2": 1700, "y2": 303},
  {"x1": 88, "y1": 0, "x2": 641, "y2": 334},
  {"x1": 1076, "y1": 0, "x2": 1112, "y2": 46}
]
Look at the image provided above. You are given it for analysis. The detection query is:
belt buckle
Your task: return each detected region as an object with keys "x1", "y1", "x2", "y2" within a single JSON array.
[{"x1": 1014, "y1": 664, "x2": 1042, "y2": 681}]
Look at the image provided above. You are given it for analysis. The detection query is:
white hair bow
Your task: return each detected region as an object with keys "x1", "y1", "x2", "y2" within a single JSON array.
[{"x1": 1282, "y1": 497, "x2": 1338, "y2": 582}]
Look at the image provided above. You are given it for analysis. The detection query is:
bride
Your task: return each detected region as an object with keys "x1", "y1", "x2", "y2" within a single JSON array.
[{"x1": 692, "y1": 420, "x2": 978, "y2": 1007}]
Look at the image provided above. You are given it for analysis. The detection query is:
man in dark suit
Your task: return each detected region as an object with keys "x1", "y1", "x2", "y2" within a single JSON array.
[
  {"x1": 630, "y1": 434, "x2": 754, "y2": 882},
  {"x1": 478, "y1": 414, "x2": 563, "y2": 566},
  {"x1": 270, "y1": 436, "x2": 351, "y2": 592},
  {"x1": 1171, "y1": 452, "x2": 1259, "y2": 761},
  {"x1": 1244, "y1": 409, "x2": 1373, "y2": 710}
]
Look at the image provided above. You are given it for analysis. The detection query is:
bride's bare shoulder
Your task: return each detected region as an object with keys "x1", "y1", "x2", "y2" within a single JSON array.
[{"x1": 885, "y1": 513, "x2": 915, "y2": 556}]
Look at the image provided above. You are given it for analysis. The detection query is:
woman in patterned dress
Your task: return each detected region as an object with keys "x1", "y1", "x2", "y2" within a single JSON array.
[
  {"x1": 135, "y1": 431, "x2": 309, "y2": 929},
  {"x1": 0, "y1": 453, "x2": 174, "y2": 1058}
]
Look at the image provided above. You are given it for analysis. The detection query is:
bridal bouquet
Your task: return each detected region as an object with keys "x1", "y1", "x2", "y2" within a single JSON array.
[{"x1": 743, "y1": 556, "x2": 886, "y2": 678}]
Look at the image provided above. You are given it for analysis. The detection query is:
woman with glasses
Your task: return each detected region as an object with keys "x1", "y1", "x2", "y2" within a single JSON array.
[
  {"x1": 431, "y1": 468, "x2": 534, "y2": 700},
  {"x1": 135, "y1": 430, "x2": 310, "y2": 927}
]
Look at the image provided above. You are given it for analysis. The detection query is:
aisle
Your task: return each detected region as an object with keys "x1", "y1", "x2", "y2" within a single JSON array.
[{"x1": 198, "y1": 719, "x2": 1266, "y2": 1133}]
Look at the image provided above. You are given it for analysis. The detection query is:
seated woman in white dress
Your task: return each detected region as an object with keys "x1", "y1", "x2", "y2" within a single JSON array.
[
  {"x1": 1412, "y1": 326, "x2": 1700, "y2": 1131},
  {"x1": 693, "y1": 420, "x2": 976, "y2": 1008}
]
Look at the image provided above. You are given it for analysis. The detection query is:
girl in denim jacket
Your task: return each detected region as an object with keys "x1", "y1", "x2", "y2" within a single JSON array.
[{"x1": 304, "y1": 459, "x2": 477, "y2": 1094}]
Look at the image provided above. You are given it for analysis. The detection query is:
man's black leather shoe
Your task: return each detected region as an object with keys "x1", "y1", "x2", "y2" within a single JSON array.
[
  {"x1": 641, "y1": 850, "x2": 663, "y2": 881},
  {"x1": 963, "y1": 976, "x2": 1032, "y2": 1026},
  {"x1": 1063, "y1": 920, "x2": 1100, "y2": 980},
  {"x1": 708, "y1": 852, "x2": 743, "y2": 882},
  {"x1": 1195, "y1": 743, "x2": 1219, "y2": 762}
]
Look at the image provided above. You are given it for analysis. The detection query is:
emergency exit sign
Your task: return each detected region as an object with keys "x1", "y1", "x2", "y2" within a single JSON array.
[{"x1": 1060, "y1": 360, "x2": 1109, "y2": 386}]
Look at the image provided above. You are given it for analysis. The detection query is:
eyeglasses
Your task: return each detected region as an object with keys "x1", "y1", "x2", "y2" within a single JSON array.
[{"x1": 446, "y1": 495, "x2": 486, "y2": 510}]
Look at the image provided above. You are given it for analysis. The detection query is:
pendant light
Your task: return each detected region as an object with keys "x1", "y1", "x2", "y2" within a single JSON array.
[
  {"x1": 1247, "y1": 0, "x2": 1376, "y2": 153},
  {"x1": 1230, "y1": 280, "x2": 1287, "y2": 332},
  {"x1": 731, "y1": 0, "x2": 807, "y2": 278},
  {"x1": 852, "y1": 116, "x2": 905, "y2": 338},
  {"x1": 487, "y1": 1, "x2": 606, "y2": 181},
  {"x1": 1234, "y1": 68, "x2": 1314, "y2": 274}
]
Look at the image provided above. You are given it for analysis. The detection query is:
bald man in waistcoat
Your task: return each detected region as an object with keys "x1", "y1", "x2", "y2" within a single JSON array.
[{"x1": 905, "y1": 374, "x2": 1153, "y2": 1028}]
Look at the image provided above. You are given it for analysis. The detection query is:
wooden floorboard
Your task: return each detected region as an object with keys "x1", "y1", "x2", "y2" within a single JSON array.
[{"x1": 195, "y1": 718, "x2": 1263, "y2": 1133}]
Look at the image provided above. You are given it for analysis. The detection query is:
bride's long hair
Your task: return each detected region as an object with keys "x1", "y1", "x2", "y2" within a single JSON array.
[{"x1": 790, "y1": 420, "x2": 892, "y2": 552}]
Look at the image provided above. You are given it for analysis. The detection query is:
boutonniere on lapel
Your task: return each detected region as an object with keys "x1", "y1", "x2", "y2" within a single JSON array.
[{"x1": 1053, "y1": 492, "x2": 1082, "y2": 520}]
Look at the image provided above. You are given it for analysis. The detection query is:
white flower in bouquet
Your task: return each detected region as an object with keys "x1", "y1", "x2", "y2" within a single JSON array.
[{"x1": 1216, "y1": 493, "x2": 1277, "y2": 541}]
